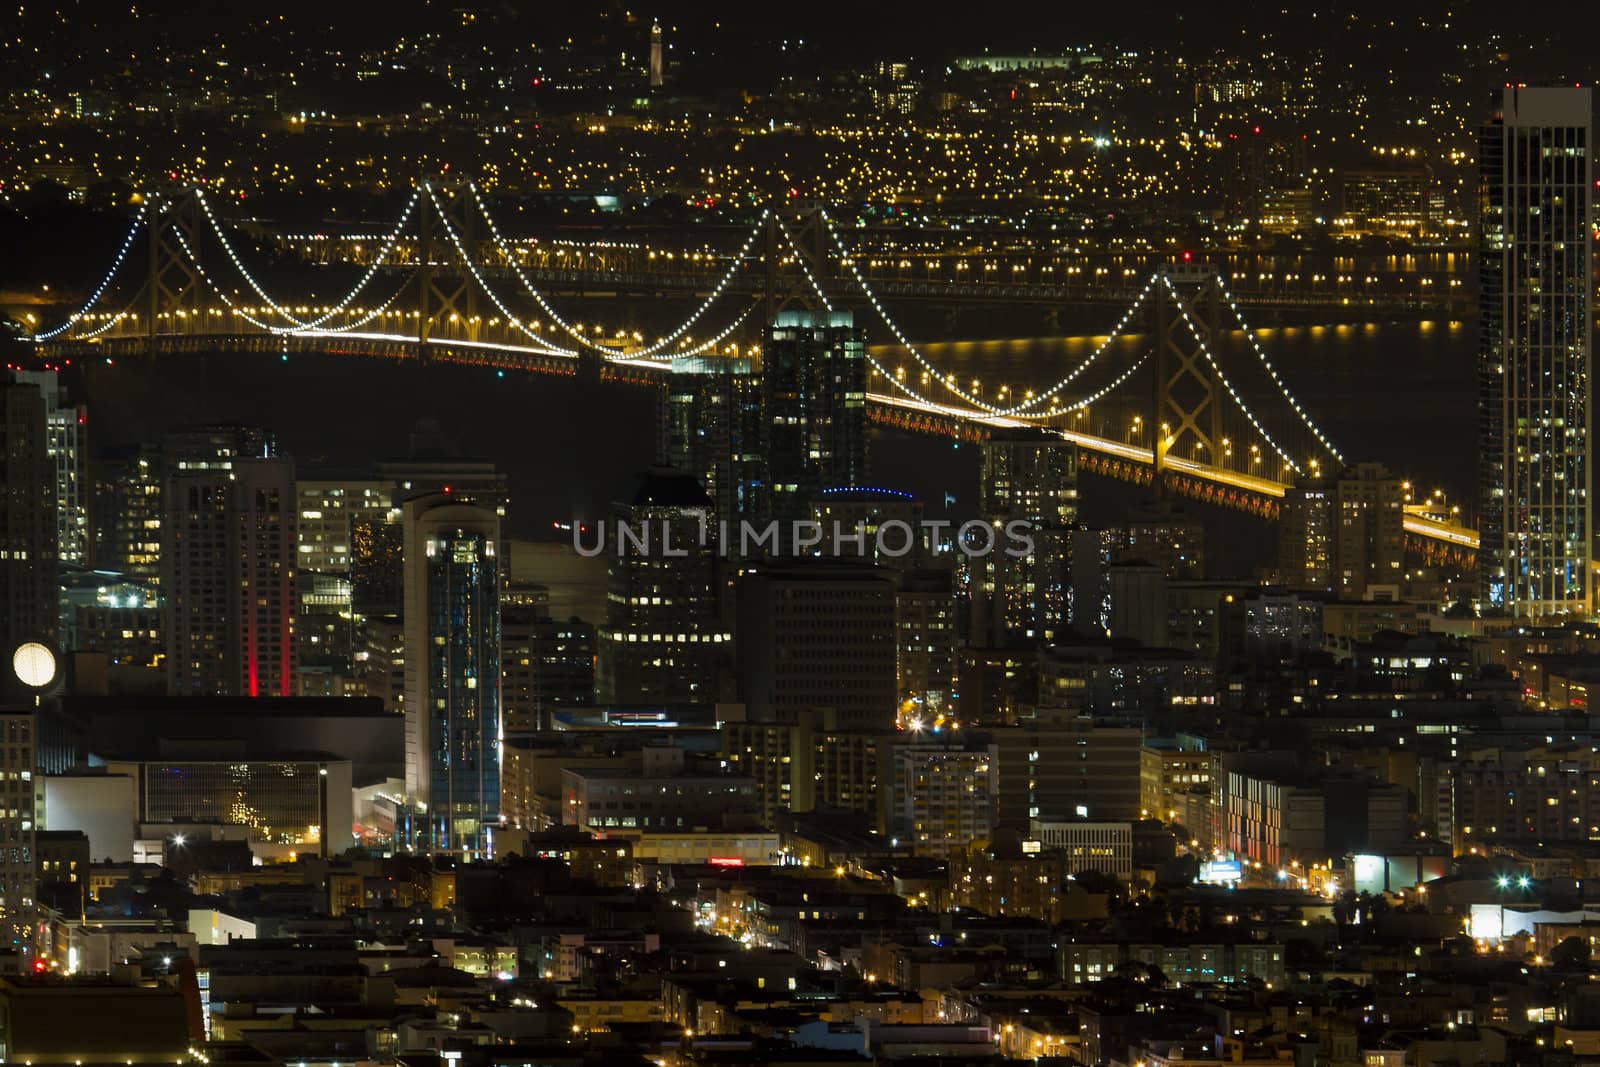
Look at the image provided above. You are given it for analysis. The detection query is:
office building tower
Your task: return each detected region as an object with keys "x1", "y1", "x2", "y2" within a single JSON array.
[
  {"x1": 234, "y1": 458, "x2": 298, "y2": 698},
  {"x1": 0, "y1": 376, "x2": 57, "y2": 654},
  {"x1": 976, "y1": 429, "x2": 1077, "y2": 646},
  {"x1": 895, "y1": 569, "x2": 958, "y2": 721},
  {"x1": 0, "y1": 713, "x2": 37, "y2": 955},
  {"x1": 1278, "y1": 477, "x2": 1333, "y2": 591},
  {"x1": 90, "y1": 445, "x2": 161, "y2": 586},
  {"x1": 1333, "y1": 463, "x2": 1406, "y2": 599},
  {"x1": 762, "y1": 310, "x2": 868, "y2": 523},
  {"x1": 737, "y1": 560, "x2": 897, "y2": 730},
  {"x1": 162, "y1": 427, "x2": 295, "y2": 697},
  {"x1": 295, "y1": 478, "x2": 397, "y2": 672},
  {"x1": 296, "y1": 478, "x2": 395, "y2": 577},
  {"x1": 351, "y1": 513, "x2": 405, "y2": 618},
  {"x1": 810, "y1": 487, "x2": 928, "y2": 569},
  {"x1": 1479, "y1": 85, "x2": 1594, "y2": 616},
  {"x1": 502, "y1": 601, "x2": 595, "y2": 735},
  {"x1": 596, "y1": 471, "x2": 727, "y2": 704},
  {"x1": 402, "y1": 492, "x2": 502, "y2": 859},
  {"x1": 660, "y1": 356, "x2": 764, "y2": 524},
  {"x1": 10, "y1": 371, "x2": 86, "y2": 567},
  {"x1": 992, "y1": 712, "x2": 1145, "y2": 827}
]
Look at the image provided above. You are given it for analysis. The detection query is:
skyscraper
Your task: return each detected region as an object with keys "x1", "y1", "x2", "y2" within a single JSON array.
[
  {"x1": 1478, "y1": 86, "x2": 1594, "y2": 617},
  {"x1": 762, "y1": 310, "x2": 869, "y2": 523},
  {"x1": 0, "y1": 375, "x2": 57, "y2": 655},
  {"x1": 660, "y1": 356, "x2": 765, "y2": 525},
  {"x1": 402, "y1": 491, "x2": 501, "y2": 859},
  {"x1": 10, "y1": 371, "x2": 86, "y2": 568},
  {"x1": 596, "y1": 470, "x2": 729, "y2": 705},
  {"x1": 91, "y1": 444, "x2": 162, "y2": 587},
  {"x1": 976, "y1": 429, "x2": 1077, "y2": 647},
  {"x1": 1278, "y1": 477, "x2": 1333, "y2": 592},
  {"x1": 737, "y1": 560, "x2": 897, "y2": 730},
  {"x1": 162, "y1": 426, "x2": 295, "y2": 696}
]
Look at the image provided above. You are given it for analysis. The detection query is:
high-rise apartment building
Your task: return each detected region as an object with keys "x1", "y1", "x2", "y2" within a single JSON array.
[
  {"x1": 402, "y1": 491, "x2": 502, "y2": 859},
  {"x1": 976, "y1": 429, "x2": 1077, "y2": 646},
  {"x1": 1278, "y1": 477, "x2": 1333, "y2": 591},
  {"x1": 895, "y1": 569, "x2": 958, "y2": 720},
  {"x1": 660, "y1": 356, "x2": 764, "y2": 525},
  {"x1": 0, "y1": 712, "x2": 37, "y2": 955},
  {"x1": 91, "y1": 445, "x2": 161, "y2": 587},
  {"x1": 11, "y1": 371, "x2": 86, "y2": 567},
  {"x1": 887, "y1": 742, "x2": 999, "y2": 858},
  {"x1": 1478, "y1": 86, "x2": 1594, "y2": 616},
  {"x1": 762, "y1": 310, "x2": 868, "y2": 523},
  {"x1": 1333, "y1": 463, "x2": 1406, "y2": 598},
  {"x1": 162, "y1": 426, "x2": 295, "y2": 697},
  {"x1": 0, "y1": 376, "x2": 57, "y2": 655}
]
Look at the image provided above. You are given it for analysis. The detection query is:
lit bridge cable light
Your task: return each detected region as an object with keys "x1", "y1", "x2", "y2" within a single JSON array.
[
  {"x1": 1163, "y1": 275, "x2": 1300, "y2": 476},
  {"x1": 467, "y1": 181, "x2": 766, "y2": 360},
  {"x1": 31, "y1": 201, "x2": 147, "y2": 340},
  {"x1": 421, "y1": 184, "x2": 580, "y2": 356},
  {"x1": 1214, "y1": 273, "x2": 1345, "y2": 464},
  {"x1": 817, "y1": 209, "x2": 1151, "y2": 418},
  {"x1": 193, "y1": 185, "x2": 426, "y2": 334}
]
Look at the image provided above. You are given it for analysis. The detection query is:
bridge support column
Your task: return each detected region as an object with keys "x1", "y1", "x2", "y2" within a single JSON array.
[
  {"x1": 147, "y1": 189, "x2": 205, "y2": 358},
  {"x1": 1152, "y1": 266, "x2": 1225, "y2": 477}
]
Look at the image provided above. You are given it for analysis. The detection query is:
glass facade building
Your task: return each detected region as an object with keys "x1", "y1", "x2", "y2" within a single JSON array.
[
  {"x1": 1478, "y1": 86, "x2": 1594, "y2": 617},
  {"x1": 403, "y1": 494, "x2": 501, "y2": 860},
  {"x1": 762, "y1": 310, "x2": 868, "y2": 523}
]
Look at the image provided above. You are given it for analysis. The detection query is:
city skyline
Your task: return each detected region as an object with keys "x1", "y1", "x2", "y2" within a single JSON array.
[{"x1": 0, "y1": 6, "x2": 1596, "y2": 1065}]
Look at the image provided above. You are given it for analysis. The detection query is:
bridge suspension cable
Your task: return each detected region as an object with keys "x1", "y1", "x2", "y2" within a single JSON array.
[
  {"x1": 466, "y1": 181, "x2": 765, "y2": 360},
  {"x1": 30, "y1": 203, "x2": 147, "y2": 340},
  {"x1": 1214, "y1": 274, "x2": 1345, "y2": 465},
  {"x1": 420, "y1": 184, "x2": 579, "y2": 356},
  {"x1": 1162, "y1": 274, "x2": 1300, "y2": 476},
  {"x1": 192, "y1": 186, "x2": 426, "y2": 333},
  {"x1": 817, "y1": 209, "x2": 1148, "y2": 418}
]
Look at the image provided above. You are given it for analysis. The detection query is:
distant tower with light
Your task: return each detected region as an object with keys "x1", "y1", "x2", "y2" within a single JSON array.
[{"x1": 649, "y1": 22, "x2": 664, "y2": 88}]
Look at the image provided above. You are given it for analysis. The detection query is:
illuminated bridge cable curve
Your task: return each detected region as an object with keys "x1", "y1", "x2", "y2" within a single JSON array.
[
  {"x1": 1214, "y1": 274, "x2": 1346, "y2": 465},
  {"x1": 30, "y1": 202, "x2": 147, "y2": 341},
  {"x1": 421, "y1": 184, "x2": 579, "y2": 356},
  {"x1": 466, "y1": 181, "x2": 766, "y2": 360},
  {"x1": 1163, "y1": 275, "x2": 1300, "y2": 476},
  {"x1": 644, "y1": 300, "x2": 761, "y2": 362},
  {"x1": 773, "y1": 214, "x2": 1031, "y2": 418},
  {"x1": 817, "y1": 209, "x2": 1149, "y2": 418},
  {"x1": 193, "y1": 185, "x2": 426, "y2": 333},
  {"x1": 170, "y1": 217, "x2": 410, "y2": 339}
]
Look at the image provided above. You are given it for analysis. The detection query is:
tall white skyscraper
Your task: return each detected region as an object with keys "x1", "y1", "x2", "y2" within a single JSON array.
[
  {"x1": 1479, "y1": 85, "x2": 1594, "y2": 618},
  {"x1": 402, "y1": 491, "x2": 501, "y2": 860}
]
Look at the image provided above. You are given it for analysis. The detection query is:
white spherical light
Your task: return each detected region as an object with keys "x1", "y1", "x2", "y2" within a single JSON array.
[{"x1": 11, "y1": 642, "x2": 56, "y2": 689}]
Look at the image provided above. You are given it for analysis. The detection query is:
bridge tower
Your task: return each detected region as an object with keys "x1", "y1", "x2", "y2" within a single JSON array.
[
  {"x1": 1152, "y1": 265, "x2": 1226, "y2": 475},
  {"x1": 761, "y1": 205, "x2": 833, "y2": 327},
  {"x1": 416, "y1": 179, "x2": 482, "y2": 356},
  {"x1": 146, "y1": 188, "x2": 206, "y2": 356}
]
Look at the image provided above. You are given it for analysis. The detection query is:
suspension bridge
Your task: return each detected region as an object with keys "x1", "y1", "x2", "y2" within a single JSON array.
[{"x1": 23, "y1": 179, "x2": 1477, "y2": 562}]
